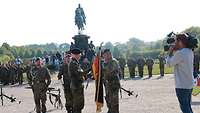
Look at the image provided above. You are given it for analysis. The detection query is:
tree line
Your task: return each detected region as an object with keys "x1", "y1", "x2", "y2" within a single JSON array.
[{"x1": 1, "y1": 26, "x2": 200, "y2": 63}]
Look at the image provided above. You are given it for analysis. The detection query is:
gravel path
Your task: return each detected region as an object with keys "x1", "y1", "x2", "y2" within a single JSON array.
[{"x1": 0, "y1": 75, "x2": 199, "y2": 113}]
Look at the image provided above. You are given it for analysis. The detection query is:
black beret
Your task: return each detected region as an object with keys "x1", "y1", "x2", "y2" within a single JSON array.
[
  {"x1": 36, "y1": 57, "x2": 41, "y2": 61},
  {"x1": 103, "y1": 49, "x2": 111, "y2": 54},
  {"x1": 71, "y1": 48, "x2": 82, "y2": 54}
]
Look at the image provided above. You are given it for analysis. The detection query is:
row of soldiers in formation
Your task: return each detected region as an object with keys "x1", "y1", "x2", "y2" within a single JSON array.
[
  {"x1": 117, "y1": 55, "x2": 166, "y2": 79},
  {"x1": 0, "y1": 62, "x2": 30, "y2": 85},
  {"x1": 26, "y1": 48, "x2": 121, "y2": 113}
]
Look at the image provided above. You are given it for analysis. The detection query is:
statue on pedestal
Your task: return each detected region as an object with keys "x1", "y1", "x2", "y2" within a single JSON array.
[{"x1": 75, "y1": 4, "x2": 86, "y2": 34}]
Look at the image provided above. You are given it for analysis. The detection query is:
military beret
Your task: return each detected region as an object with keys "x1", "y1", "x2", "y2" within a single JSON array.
[
  {"x1": 103, "y1": 49, "x2": 111, "y2": 54},
  {"x1": 36, "y1": 57, "x2": 41, "y2": 61},
  {"x1": 71, "y1": 48, "x2": 82, "y2": 54}
]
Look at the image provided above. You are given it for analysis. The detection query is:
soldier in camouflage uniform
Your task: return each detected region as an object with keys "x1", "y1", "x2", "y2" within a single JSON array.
[
  {"x1": 28, "y1": 57, "x2": 51, "y2": 113},
  {"x1": 9, "y1": 63, "x2": 17, "y2": 85},
  {"x1": 102, "y1": 49, "x2": 120, "y2": 113},
  {"x1": 69, "y1": 48, "x2": 87, "y2": 113},
  {"x1": 193, "y1": 53, "x2": 200, "y2": 78},
  {"x1": 158, "y1": 55, "x2": 165, "y2": 77},
  {"x1": 25, "y1": 60, "x2": 32, "y2": 83},
  {"x1": 127, "y1": 57, "x2": 137, "y2": 78},
  {"x1": 146, "y1": 57, "x2": 154, "y2": 78},
  {"x1": 17, "y1": 65, "x2": 24, "y2": 85},
  {"x1": 58, "y1": 51, "x2": 73, "y2": 113},
  {"x1": 1, "y1": 64, "x2": 9, "y2": 85},
  {"x1": 137, "y1": 56, "x2": 146, "y2": 78},
  {"x1": 118, "y1": 57, "x2": 126, "y2": 79}
]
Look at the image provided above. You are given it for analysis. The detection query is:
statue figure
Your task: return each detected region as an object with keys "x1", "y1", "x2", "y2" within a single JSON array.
[{"x1": 75, "y1": 4, "x2": 86, "y2": 33}]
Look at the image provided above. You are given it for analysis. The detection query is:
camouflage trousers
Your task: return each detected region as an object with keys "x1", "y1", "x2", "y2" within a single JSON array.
[
  {"x1": 32, "y1": 83, "x2": 48, "y2": 113},
  {"x1": 63, "y1": 84, "x2": 73, "y2": 112},
  {"x1": 71, "y1": 87, "x2": 84, "y2": 113},
  {"x1": 105, "y1": 84, "x2": 119, "y2": 113},
  {"x1": 138, "y1": 67, "x2": 144, "y2": 77},
  {"x1": 128, "y1": 67, "x2": 136, "y2": 78},
  {"x1": 17, "y1": 74, "x2": 23, "y2": 85},
  {"x1": 160, "y1": 66, "x2": 164, "y2": 76},
  {"x1": 147, "y1": 66, "x2": 153, "y2": 77}
]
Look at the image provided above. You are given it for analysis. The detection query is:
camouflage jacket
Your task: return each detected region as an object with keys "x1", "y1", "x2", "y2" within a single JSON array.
[
  {"x1": 29, "y1": 66, "x2": 51, "y2": 87},
  {"x1": 103, "y1": 58, "x2": 120, "y2": 90},
  {"x1": 146, "y1": 59, "x2": 154, "y2": 67},
  {"x1": 69, "y1": 58, "x2": 85, "y2": 89}
]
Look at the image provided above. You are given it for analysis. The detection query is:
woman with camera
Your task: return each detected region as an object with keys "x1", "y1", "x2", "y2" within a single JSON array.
[{"x1": 166, "y1": 33, "x2": 197, "y2": 113}]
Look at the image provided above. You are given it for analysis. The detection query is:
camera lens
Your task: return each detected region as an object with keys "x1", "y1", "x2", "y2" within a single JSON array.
[{"x1": 167, "y1": 38, "x2": 175, "y2": 44}]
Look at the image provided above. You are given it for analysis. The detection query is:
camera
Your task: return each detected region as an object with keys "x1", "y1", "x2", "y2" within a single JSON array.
[
  {"x1": 164, "y1": 32, "x2": 198, "y2": 51},
  {"x1": 164, "y1": 32, "x2": 176, "y2": 51}
]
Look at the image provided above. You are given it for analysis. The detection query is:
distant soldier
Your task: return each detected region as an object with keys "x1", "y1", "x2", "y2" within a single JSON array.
[
  {"x1": 9, "y1": 63, "x2": 17, "y2": 85},
  {"x1": 69, "y1": 48, "x2": 88, "y2": 113},
  {"x1": 146, "y1": 57, "x2": 154, "y2": 78},
  {"x1": 89, "y1": 41, "x2": 95, "y2": 50},
  {"x1": 58, "y1": 51, "x2": 73, "y2": 113},
  {"x1": 102, "y1": 49, "x2": 120, "y2": 113},
  {"x1": 127, "y1": 57, "x2": 137, "y2": 78},
  {"x1": 86, "y1": 48, "x2": 95, "y2": 63},
  {"x1": 193, "y1": 53, "x2": 200, "y2": 78},
  {"x1": 81, "y1": 57, "x2": 91, "y2": 71},
  {"x1": 17, "y1": 65, "x2": 24, "y2": 85},
  {"x1": 1, "y1": 64, "x2": 9, "y2": 85},
  {"x1": 118, "y1": 57, "x2": 126, "y2": 79},
  {"x1": 159, "y1": 55, "x2": 165, "y2": 76},
  {"x1": 28, "y1": 57, "x2": 51, "y2": 113},
  {"x1": 137, "y1": 57, "x2": 146, "y2": 78},
  {"x1": 25, "y1": 60, "x2": 33, "y2": 84}
]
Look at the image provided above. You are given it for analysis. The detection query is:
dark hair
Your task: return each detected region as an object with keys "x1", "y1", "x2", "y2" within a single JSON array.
[
  {"x1": 176, "y1": 33, "x2": 198, "y2": 49},
  {"x1": 176, "y1": 34, "x2": 188, "y2": 47}
]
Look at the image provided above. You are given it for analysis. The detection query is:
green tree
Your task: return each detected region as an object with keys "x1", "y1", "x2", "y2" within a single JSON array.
[{"x1": 36, "y1": 49, "x2": 43, "y2": 57}]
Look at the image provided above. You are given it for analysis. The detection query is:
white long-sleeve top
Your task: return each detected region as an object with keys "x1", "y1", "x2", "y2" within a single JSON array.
[{"x1": 166, "y1": 48, "x2": 194, "y2": 89}]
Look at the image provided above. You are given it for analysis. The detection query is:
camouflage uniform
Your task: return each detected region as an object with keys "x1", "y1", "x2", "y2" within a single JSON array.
[
  {"x1": 103, "y1": 58, "x2": 120, "y2": 113},
  {"x1": 0, "y1": 64, "x2": 9, "y2": 85},
  {"x1": 25, "y1": 64, "x2": 32, "y2": 82},
  {"x1": 146, "y1": 58, "x2": 154, "y2": 77},
  {"x1": 127, "y1": 58, "x2": 137, "y2": 78},
  {"x1": 29, "y1": 66, "x2": 51, "y2": 113},
  {"x1": 69, "y1": 58, "x2": 85, "y2": 113},
  {"x1": 193, "y1": 54, "x2": 200, "y2": 78},
  {"x1": 58, "y1": 63, "x2": 73, "y2": 113},
  {"x1": 137, "y1": 57, "x2": 146, "y2": 78},
  {"x1": 118, "y1": 57, "x2": 126, "y2": 79},
  {"x1": 9, "y1": 65, "x2": 17, "y2": 85},
  {"x1": 17, "y1": 65, "x2": 24, "y2": 85},
  {"x1": 159, "y1": 56, "x2": 165, "y2": 76}
]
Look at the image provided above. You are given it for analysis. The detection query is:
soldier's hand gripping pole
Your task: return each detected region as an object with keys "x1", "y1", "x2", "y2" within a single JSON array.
[{"x1": 120, "y1": 87, "x2": 138, "y2": 98}]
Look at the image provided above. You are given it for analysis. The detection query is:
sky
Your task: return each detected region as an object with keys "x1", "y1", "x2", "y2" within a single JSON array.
[{"x1": 0, "y1": 0, "x2": 200, "y2": 46}]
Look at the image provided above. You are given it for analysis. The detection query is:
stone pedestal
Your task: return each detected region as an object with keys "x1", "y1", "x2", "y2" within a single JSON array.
[{"x1": 72, "y1": 34, "x2": 90, "y2": 51}]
